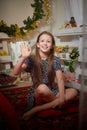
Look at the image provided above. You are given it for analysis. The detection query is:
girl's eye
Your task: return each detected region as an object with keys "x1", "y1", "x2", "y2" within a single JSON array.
[
  {"x1": 40, "y1": 40, "x2": 44, "y2": 42},
  {"x1": 40, "y1": 40, "x2": 51, "y2": 43},
  {"x1": 48, "y1": 41, "x2": 51, "y2": 43}
]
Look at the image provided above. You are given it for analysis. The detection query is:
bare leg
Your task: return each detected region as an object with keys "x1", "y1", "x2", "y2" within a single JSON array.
[
  {"x1": 35, "y1": 84, "x2": 57, "y2": 105},
  {"x1": 23, "y1": 88, "x2": 78, "y2": 120},
  {"x1": 22, "y1": 97, "x2": 60, "y2": 120}
]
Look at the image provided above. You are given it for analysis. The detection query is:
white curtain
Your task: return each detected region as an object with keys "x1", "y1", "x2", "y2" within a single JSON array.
[
  {"x1": 10, "y1": 41, "x2": 22, "y2": 66},
  {"x1": 63, "y1": 0, "x2": 83, "y2": 26}
]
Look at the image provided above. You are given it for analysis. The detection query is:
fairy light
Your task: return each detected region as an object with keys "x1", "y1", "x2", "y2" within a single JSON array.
[{"x1": 44, "y1": 0, "x2": 51, "y2": 25}]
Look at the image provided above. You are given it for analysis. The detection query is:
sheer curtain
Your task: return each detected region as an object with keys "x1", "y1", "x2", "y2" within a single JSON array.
[{"x1": 63, "y1": 0, "x2": 83, "y2": 26}]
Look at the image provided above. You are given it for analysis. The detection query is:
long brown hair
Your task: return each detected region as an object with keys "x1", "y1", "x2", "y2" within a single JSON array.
[{"x1": 33, "y1": 31, "x2": 56, "y2": 88}]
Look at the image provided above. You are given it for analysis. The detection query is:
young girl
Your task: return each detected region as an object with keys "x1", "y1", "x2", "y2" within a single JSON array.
[{"x1": 13, "y1": 31, "x2": 78, "y2": 120}]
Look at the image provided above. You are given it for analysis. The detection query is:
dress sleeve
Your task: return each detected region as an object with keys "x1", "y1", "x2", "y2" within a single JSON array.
[{"x1": 53, "y1": 56, "x2": 62, "y2": 71}]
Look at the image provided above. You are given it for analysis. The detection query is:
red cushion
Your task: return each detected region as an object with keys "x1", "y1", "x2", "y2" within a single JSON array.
[
  {"x1": 0, "y1": 92, "x2": 20, "y2": 130},
  {"x1": 38, "y1": 109, "x2": 65, "y2": 118},
  {"x1": 38, "y1": 105, "x2": 79, "y2": 118},
  {"x1": 67, "y1": 105, "x2": 79, "y2": 113}
]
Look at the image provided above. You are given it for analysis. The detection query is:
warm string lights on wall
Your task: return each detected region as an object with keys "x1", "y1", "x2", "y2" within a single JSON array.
[
  {"x1": 44, "y1": 0, "x2": 51, "y2": 25},
  {"x1": 44, "y1": 0, "x2": 55, "y2": 25},
  {"x1": 0, "y1": 0, "x2": 53, "y2": 40}
]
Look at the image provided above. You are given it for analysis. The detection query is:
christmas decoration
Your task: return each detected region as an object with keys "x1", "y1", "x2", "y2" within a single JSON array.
[
  {"x1": 0, "y1": 0, "x2": 51, "y2": 39},
  {"x1": 63, "y1": 48, "x2": 79, "y2": 72},
  {"x1": 69, "y1": 17, "x2": 77, "y2": 27}
]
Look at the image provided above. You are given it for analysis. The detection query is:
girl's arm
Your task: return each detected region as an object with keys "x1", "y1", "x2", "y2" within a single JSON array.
[
  {"x1": 13, "y1": 57, "x2": 27, "y2": 75},
  {"x1": 56, "y1": 70, "x2": 65, "y2": 106},
  {"x1": 13, "y1": 45, "x2": 31, "y2": 75}
]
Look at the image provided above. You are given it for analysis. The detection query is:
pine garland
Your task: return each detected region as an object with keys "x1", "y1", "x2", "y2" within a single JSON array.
[{"x1": 0, "y1": 0, "x2": 46, "y2": 39}]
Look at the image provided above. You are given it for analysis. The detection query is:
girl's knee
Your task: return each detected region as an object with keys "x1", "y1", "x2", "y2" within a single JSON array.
[{"x1": 35, "y1": 84, "x2": 47, "y2": 95}]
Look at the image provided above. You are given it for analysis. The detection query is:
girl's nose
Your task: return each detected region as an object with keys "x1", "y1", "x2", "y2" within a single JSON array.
[{"x1": 44, "y1": 41, "x2": 47, "y2": 44}]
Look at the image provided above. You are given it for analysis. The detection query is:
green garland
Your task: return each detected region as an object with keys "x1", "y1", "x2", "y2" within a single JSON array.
[{"x1": 0, "y1": 0, "x2": 45, "y2": 39}]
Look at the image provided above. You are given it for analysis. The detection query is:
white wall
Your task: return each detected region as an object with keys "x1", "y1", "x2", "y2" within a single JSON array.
[
  {"x1": 51, "y1": 0, "x2": 66, "y2": 34},
  {"x1": 0, "y1": 0, "x2": 33, "y2": 27}
]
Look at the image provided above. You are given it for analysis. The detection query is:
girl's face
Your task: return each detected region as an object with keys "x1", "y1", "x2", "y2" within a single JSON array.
[{"x1": 37, "y1": 34, "x2": 53, "y2": 54}]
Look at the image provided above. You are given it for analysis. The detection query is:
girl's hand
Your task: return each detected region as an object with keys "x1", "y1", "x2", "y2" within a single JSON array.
[
  {"x1": 51, "y1": 96, "x2": 65, "y2": 109},
  {"x1": 20, "y1": 44, "x2": 32, "y2": 59}
]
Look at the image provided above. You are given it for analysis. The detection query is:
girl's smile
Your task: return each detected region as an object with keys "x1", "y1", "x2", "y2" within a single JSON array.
[{"x1": 37, "y1": 34, "x2": 52, "y2": 53}]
